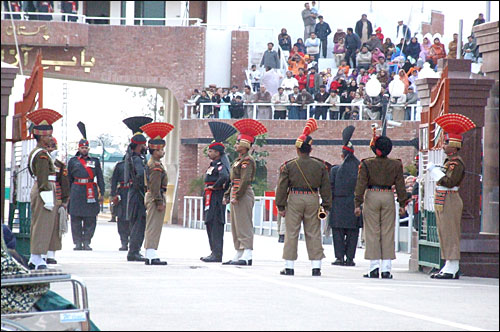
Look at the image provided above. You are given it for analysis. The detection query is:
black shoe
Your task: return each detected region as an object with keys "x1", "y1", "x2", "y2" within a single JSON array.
[
  {"x1": 73, "y1": 243, "x2": 83, "y2": 251},
  {"x1": 28, "y1": 263, "x2": 47, "y2": 270},
  {"x1": 222, "y1": 260, "x2": 234, "y2": 265},
  {"x1": 229, "y1": 259, "x2": 252, "y2": 266},
  {"x1": 119, "y1": 244, "x2": 128, "y2": 251},
  {"x1": 46, "y1": 258, "x2": 57, "y2": 265},
  {"x1": 332, "y1": 259, "x2": 344, "y2": 266},
  {"x1": 280, "y1": 268, "x2": 294, "y2": 276},
  {"x1": 381, "y1": 272, "x2": 393, "y2": 279},
  {"x1": 278, "y1": 235, "x2": 285, "y2": 243},
  {"x1": 145, "y1": 258, "x2": 168, "y2": 265},
  {"x1": 312, "y1": 268, "x2": 321, "y2": 276},
  {"x1": 344, "y1": 259, "x2": 355, "y2": 267},
  {"x1": 201, "y1": 255, "x2": 222, "y2": 263},
  {"x1": 127, "y1": 253, "x2": 147, "y2": 262},
  {"x1": 432, "y1": 272, "x2": 459, "y2": 280},
  {"x1": 82, "y1": 243, "x2": 92, "y2": 251},
  {"x1": 363, "y1": 268, "x2": 380, "y2": 278}
]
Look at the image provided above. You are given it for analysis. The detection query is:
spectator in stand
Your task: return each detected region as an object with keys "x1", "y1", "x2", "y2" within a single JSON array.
[
  {"x1": 342, "y1": 106, "x2": 356, "y2": 120},
  {"x1": 36, "y1": 1, "x2": 54, "y2": 21},
  {"x1": 306, "y1": 66, "x2": 322, "y2": 95},
  {"x1": 429, "y1": 37, "x2": 446, "y2": 68},
  {"x1": 405, "y1": 86, "x2": 418, "y2": 120},
  {"x1": 281, "y1": 71, "x2": 299, "y2": 95},
  {"x1": 396, "y1": 20, "x2": 412, "y2": 45},
  {"x1": 296, "y1": 88, "x2": 314, "y2": 119},
  {"x1": 302, "y1": 2, "x2": 317, "y2": 41},
  {"x1": 339, "y1": 89, "x2": 352, "y2": 118},
  {"x1": 220, "y1": 90, "x2": 232, "y2": 118},
  {"x1": 389, "y1": 46, "x2": 406, "y2": 74},
  {"x1": 345, "y1": 27, "x2": 361, "y2": 68},
  {"x1": 377, "y1": 69, "x2": 390, "y2": 86},
  {"x1": 187, "y1": 89, "x2": 201, "y2": 104},
  {"x1": 261, "y1": 66, "x2": 280, "y2": 96},
  {"x1": 408, "y1": 68, "x2": 419, "y2": 91},
  {"x1": 358, "y1": 82, "x2": 366, "y2": 96},
  {"x1": 375, "y1": 27, "x2": 384, "y2": 43},
  {"x1": 375, "y1": 56, "x2": 389, "y2": 73},
  {"x1": 288, "y1": 53, "x2": 307, "y2": 75},
  {"x1": 260, "y1": 42, "x2": 280, "y2": 69},
  {"x1": 356, "y1": 45, "x2": 372, "y2": 70},
  {"x1": 406, "y1": 37, "x2": 421, "y2": 62},
  {"x1": 230, "y1": 96, "x2": 245, "y2": 119},
  {"x1": 356, "y1": 68, "x2": 365, "y2": 85},
  {"x1": 294, "y1": 38, "x2": 307, "y2": 54},
  {"x1": 3, "y1": 1, "x2": 22, "y2": 20},
  {"x1": 463, "y1": 35, "x2": 478, "y2": 61},
  {"x1": 348, "y1": 69, "x2": 359, "y2": 82},
  {"x1": 326, "y1": 89, "x2": 340, "y2": 120},
  {"x1": 334, "y1": 28, "x2": 346, "y2": 43},
  {"x1": 272, "y1": 87, "x2": 289, "y2": 120},
  {"x1": 314, "y1": 85, "x2": 329, "y2": 120},
  {"x1": 398, "y1": 69, "x2": 410, "y2": 94},
  {"x1": 383, "y1": 37, "x2": 396, "y2": 59},
  {"x1": 396, "y1": 38, "x2": 406, "y2": 53},
  {"x1": 254, "y1": 85, "x2": 273, "y2": 119},
  {"x1": 337, "y1": 77, "x2": 348, "y2": 94},
  {"x1": 211, "y1": 88, "x2": 223, "y2": 118},
  {"x1": 304, "y1": 54, "x2": 318, "y2": 71},
  {"x1": 390, "y1": 93, "x2": 407, "y2": 121},
  {"x1": 419, "y1": 37, "x2": 432, "y2": 62},
  {"x1": 472, "y1": 13, "x2": 485, "y2": 29},
  {"x1": 350, "y1": 91, "x2": 364, "y2": 113},
  {"x1": 367, "y1": 64, "x2": 377, "y2": 75},
  {"x1": 289, "y1": 86, "x2": 301, "y2": 102},
  {"x1": 290, "y1": 44, "x2": 305, "y2": 59},
  {"x1": 338, "y1": 59, "x2": 350, "y2": 76},
  {"x1": 366, "y1": 34, "x2": 383, "y2": 52},
  {"x1": 315, "y1": 15, "x2": 332, "y2": 58},
  {"x1": 295, "y1": 67, "x2": 307, "y2": 91},
  {"x1": 334, "y1": 37, "x2": 347, "y2": 67},
  {"x1": 207, "y1": 84, "x2": 217, "y2": 98},
  {"x1": 363, "y1": 89, "x2": 383, "y2": 120},
  {"x1": 371, "y1": 48, "x2": 385, "y2": 65},
  {"x1": 347, "y1": 79, "x2": 358, "y2": 95},
  {"x1": 355, "y1": 14, "x2": 373, "y2": 45},
  {"x1": 311, "y1": 0, "x2": 319, "y2": 15},
  {"x1": 228, "y1": 85, "x2": 243, "y2": 100},
  {"x1": 305, "y1": 32, "x2": 321, "y2": 61},
  {"x1": 447, "y1": 33, "x2": 461, "y2": 59},
  {"x1": 249, "y1": 65, "x2": 261, "y2": 92},
  {"x1": 287, "y1": 95, "x2": 301, "y2": 120},
  {"x1": 61, "y1": 1, "x2": 78, "y2": 21},
  {"x1": 278, "y1": 28, "x2": 292, "y2": 55},
  {"x1": 242, "y1": 85, "x2": 254, "y2": 118},
  {"x1": 196, "y1": 90, "x2": 213, "y2": 118}
]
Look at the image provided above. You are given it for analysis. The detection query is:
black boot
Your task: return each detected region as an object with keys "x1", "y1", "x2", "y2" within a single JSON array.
[
  {"x1": 332, "y1": 258, "x2": 344, "y2": 266},
  {"x1": 73, "y1": 242, "x2": 83, "y2": 251},
  {"x1": 82, "y1": 242, "x2": 92, "y2": 251},
  {"x1": 201, "y1": 254, "x2": 222, "y2": 263},
  {"x1": 127, "y1": 251, "x2": 147, "y2": 262},
  {"x1": 46, "y1": 258, "x2": 58, "y2": 264},
  {"x1": 278, "y1": 234, "x2": 285, "y2": 243},
  {"x1": 119, "y1": 243, "x2": 128, "y2": 251},
  {"x1": 431, "y1": 272, "x2": 459, "y2": 280},
  {"x1": 280, "y1": 268, "x2": 294, "y2": 276},
  {"x1": 312, "y1": 268, "x2": 321, "y2": 276},
  {"x1": 381, "y1": 272, "x2": 393, "y2": 279},
  {"x1": 344, "y1": 259, "x2": 355, "y2": 266},
  {"x1": 145, "y1": 258, "x2": 168, "y2": 265},
  {"x1": 363, "y1": 268, "x2": 380, "y2": 278}
]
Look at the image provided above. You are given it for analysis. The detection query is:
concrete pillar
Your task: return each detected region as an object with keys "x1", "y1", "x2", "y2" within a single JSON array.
[{"x1": 125, "y1": 1, "x2": 135, "y2": 26}]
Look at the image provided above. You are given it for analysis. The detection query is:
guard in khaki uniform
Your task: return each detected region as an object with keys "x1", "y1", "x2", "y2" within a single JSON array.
[
  {"x1": 223, "y1": 119, "x2": 267, "y2": 266},
  {"x1": 428, "y1": 113, "x2": 475, "y2": 280},
  {"x1": 354, "y1": 128, "x2": 406, "y2": 279},
  {"x1": 25, "y1": 108, "x2": 62, "y2": 270},
  {"x1": 276, "y1": 119, "x2": 332, "y2": 277},
  {"x1": 141, "y1": 122, "x2": 175, "y2": 265},
  {"x1": 46, "y1": 137, "x2": 70, "y2": 265}
]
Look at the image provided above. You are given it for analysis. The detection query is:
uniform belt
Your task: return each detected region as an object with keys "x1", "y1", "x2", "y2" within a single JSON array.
[
  {"x1": 290, "y1": 187, "x2": 318, "y2": 194},
  {"x1": 367, "y1": 185, "x2": 392, "y2": 190},
  {"x1": 436, "y1": 186, "x2": 459, "y2": 192},
  {"x1": 74, "y1": 178, "x2": 94, "y2": 184},
  {"x1": 48, "y1": 175, "x2": 56, "y2": 182}
]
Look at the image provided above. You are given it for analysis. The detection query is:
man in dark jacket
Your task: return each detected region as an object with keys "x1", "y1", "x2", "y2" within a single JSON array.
[
  {"x1": 314, "y1": 16, "x2": 332, "y2": 58},
  {"x1": 260, "y1": 42, "x2": 280, "y2": 69},
  {"x1": 355, "y1": 14, "x2": 373, "y2": 45},
  {"x1": 329, "y1": 126, "x2": 362, "y2": 266},
  {"x1": 345, "y1": 28, "x2": 361, "y2": 68},
  {"x1": 396, "y1": 20, "x2": 412, "y2": 45},
  {"x1": 111, "y1": 158, "x2": 130, "y2": 251}
]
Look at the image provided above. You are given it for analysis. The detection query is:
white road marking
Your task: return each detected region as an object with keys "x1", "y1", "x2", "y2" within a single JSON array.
[{"x1": 219, "y1": 267, "x2": 490, "y2": 331}]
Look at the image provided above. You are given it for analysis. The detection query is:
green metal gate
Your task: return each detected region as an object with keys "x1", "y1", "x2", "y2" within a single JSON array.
[
  {"x1": 7, "y1": 202, "x2": 32, "y2": 258},
  {"x1": 418, "y1": 209, "x2": 443, "y2": 269}
]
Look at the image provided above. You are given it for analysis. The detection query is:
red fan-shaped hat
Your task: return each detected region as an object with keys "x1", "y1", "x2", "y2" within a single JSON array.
[
  {"x1": 26, "y1": 108, "x2": 62, "y2": 136},
  {"x1": 296, "y1": 119, "x2": 318, "y2": 148},
  {"x1": 140, "y1": 122, "x2": 175, "y2": 150},
  {"x1": 435, "y1": 113, "x2": 475, "y2": 148},
  {"x1": 234, "y1": 119, "x2": 267, "y2": 148}
]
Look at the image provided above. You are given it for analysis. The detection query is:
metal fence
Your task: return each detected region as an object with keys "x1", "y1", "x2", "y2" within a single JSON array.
[{"x1": 183, "y1": 102, "x2": 420, "y2": 121}]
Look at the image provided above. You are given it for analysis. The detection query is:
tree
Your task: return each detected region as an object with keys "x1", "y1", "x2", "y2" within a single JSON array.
[{"x1": 125, "y1": 87, "x2": 164, "y2": 119}]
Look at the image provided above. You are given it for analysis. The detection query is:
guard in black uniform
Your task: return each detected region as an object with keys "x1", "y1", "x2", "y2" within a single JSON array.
[
  {"x1": 329, "y1": 125, "x2": 362, "y2": 266},
  {"x1": 111, "y1": 157, "x2": 130, "y2": 251},
  {"x1": 200, "y1": 122, "x2": 235, "y2": 263},
  {"x1": 123, "y1": 116, "x2": 153, "y2": 262},
  {"x1": 61, "y1": 1, "x2": 78, "y2": 21},
  {"x1": 68, "y1": 122, "x2": 105, "y2": 251}
]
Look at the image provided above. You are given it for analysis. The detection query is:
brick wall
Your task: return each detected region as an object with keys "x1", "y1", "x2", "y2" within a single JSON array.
[
  {"x1": 420, "y1": 11, "x2": 445, "y2": 36},
  {"x1": 230, "y1": 30, "x2": 249, "y2": 89}
]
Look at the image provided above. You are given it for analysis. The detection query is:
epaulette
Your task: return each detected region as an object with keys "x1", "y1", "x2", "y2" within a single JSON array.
[
  {"x1": 37, "y1": 150, "x2": 49, "y2": 160},
  {"x1": 280, "y1": 158, "x2": 296, "y2": 172},
  {"x1": 152, "y1": 167, "x2": 164, "y2": 172},
  {"x1": 311, "y1": 156, "x2": 329, "y2": 170}
]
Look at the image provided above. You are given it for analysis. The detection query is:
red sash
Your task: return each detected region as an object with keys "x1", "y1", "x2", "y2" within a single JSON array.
[
  {"x1": 204, "y1": 182, "x2": 215, "y2": 211},
  {"x1": 77, "y1": 157, "x2": 97, "y2": 203},
  {"x1": 70, "y1": 1, "x2": 77, "y2": 12}
]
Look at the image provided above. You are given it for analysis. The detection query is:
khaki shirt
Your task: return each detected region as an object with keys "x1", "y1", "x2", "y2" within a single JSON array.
[
  {"x1": 28, "y1": 143, "x2": 55, "y2": 192},
  {"x1": 354, "y1": 156, "x2": 407, "y2": 208},
  {"x1": 225, "y1": 152, "x2": 256, "y2": 201},
  {"x1": 54, "y1": 159, "x2": 70, "y2": 203},
  {"x1": 276, "y1": 156, "x2": 332, "y2": 212},
  {"x1": 437, "y1": 154, "x2": 465, "y2": 188},
  {"x1": 145, "y1": 157, "x2": 168, "y2": 205}
]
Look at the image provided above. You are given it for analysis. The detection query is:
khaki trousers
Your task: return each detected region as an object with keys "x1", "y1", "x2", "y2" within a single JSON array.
[
  {"x1": 230, "y1": 187, "x2": 254, "y2": 250},
  {"x1": 144, "y1": 192, "x2": 166, "y2": 250},
  {"x1": 363, "y1": 190, "x2": 396, "y2": 260},
  {"x1": 436, "y1": 192, "x2": 462, "y2": 260},
  {"x1": 30, "y1": 183, "x2": 57, "y2": 255},
  {"x1": 48, "y1": 204, "x2": 62, "y2": 251},
  {"x1": 283, "y1": 193, "x2": 325, "y2": 261}
]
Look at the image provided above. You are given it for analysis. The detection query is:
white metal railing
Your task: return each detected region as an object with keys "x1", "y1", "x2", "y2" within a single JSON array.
[
  {"x1": 183, "y1": 102, "x2": 419, "y2": 121},
  {"x1": 1, "y1": 11, "x2": 202, "y2": 26},
  {"x1": 395, "y1": 200, "x2": 414, "y2": 254}
]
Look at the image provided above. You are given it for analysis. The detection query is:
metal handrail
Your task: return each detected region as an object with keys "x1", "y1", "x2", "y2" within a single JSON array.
[
  {"x1": 1, "y1": 11, "x2": 202, "y2": 26},
  {"x1": 184, "y1": 101, "x2": 419, "y2": 121}
]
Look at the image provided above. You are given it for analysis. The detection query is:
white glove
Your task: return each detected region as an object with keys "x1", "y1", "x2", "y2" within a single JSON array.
[
  {"x1": 40, "y1": 191, "x2": 54, "y2": 211},
  {"x1": 429, "y1": 167, "x2": 445, "y2": 182}
]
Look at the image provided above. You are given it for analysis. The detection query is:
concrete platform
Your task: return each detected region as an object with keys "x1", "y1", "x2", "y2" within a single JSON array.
[{"x1": 51, "y1": 216, "x2": 499, "y2": 331}]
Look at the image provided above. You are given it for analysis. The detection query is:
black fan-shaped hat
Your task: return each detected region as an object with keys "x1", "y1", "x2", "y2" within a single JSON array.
[
  {"x1": 208, "y1": 121, "x2": 237, "y2": 142},
  {"x1": 123, "y1": 116, "x2": 153, "y2": 134},
  {"x1": 77, "y1": 121, "x2": 87, "y2": 140},
  {"x1": 342, "y1": 125, "x2": 355, "y2": 146}
]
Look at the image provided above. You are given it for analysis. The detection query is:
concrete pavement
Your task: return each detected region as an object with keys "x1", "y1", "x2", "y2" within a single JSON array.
[{"x1": 50, "y1": 216, "x2": 499, "y2": 331}]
